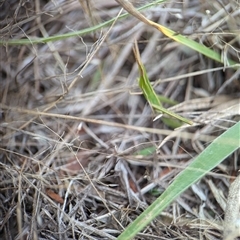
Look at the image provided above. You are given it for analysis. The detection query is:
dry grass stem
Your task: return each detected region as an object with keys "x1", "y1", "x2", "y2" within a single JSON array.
[
  {"x1": 223, "y1": 174, "x2": 240, "y2": 240},
  {"x1": 0, "y1": 0, "x2": 239, "y2": 239}
]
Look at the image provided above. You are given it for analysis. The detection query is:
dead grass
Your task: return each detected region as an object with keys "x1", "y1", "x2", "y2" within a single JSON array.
[{"x1": 0, "y1": 0, "x2": 240, "y2": 239}]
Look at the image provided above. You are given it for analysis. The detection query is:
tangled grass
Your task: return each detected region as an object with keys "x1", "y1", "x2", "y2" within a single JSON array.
[{"x1": 0, "y1": 0, "x2": 239, "y2": 239}]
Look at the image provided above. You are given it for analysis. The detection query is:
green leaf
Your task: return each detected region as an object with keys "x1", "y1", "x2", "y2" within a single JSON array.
[
  {"x1": 161, "y1": 117, "x2": 183, "y2": 129},
  {"x1": 117, "y1": 121, "x2": 240, "y2": 240},
  {"x1": 157, "y1": 95, "x2": 178, "y2": 105},
  {"x1": 0, "y1": 0, "x2": 167, "y2": 46},
  {"x1": 133, "y1": 42, "x2": 193, "y2": 125},
  {"x1": 134, "y1": 146, "x2": 156, "y2": 156}
]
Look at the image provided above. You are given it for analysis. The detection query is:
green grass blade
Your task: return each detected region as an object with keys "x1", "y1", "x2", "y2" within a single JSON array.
[
  {"x1": 158, "y1": 25, "x2": 237, "y2": 67},
  {"x1": 115, "y1": 1, "x2": 239, "y2": 69},
  {"x1": 0, "y1": 0, "x2": 166, "y2": 46},
  {"x1": 152, "y1": 103, "x2": 193, "y2": 125},
  {"x1": 138, "y1": 65, "x2": 161, "y2": 107},
  {"x1": 157, "y1": 95, "x2": 178, "y2": 105},
  {"x1": 133, "y1": 43, "x2": 193, "y2": 125},
  {"x1": 117, "y1": 121, "x2": 240, "y2": 240},
  {"x1": 134, "y1": 146, "x2": 156, "y2": 156},
  {"x1": 161, "y1": 117, "x2": 183, "y2": 129}
]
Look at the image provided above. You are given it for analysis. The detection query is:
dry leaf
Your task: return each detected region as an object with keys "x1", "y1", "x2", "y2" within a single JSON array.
[
  {"x1": 60, "y1": 152, "x2": 90, "y2": 176},
  {"x1": 129, "y1": 178, "x2": 138, "y2": 193},
  {"x1": 46, "y1": 189, "x2": 64, "y2": 204}
]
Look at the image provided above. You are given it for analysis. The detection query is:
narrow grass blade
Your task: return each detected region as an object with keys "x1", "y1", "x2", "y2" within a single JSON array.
[
  {"x1": 157, "y1": 95, "x2": 178, "y2": 105},
  {"x1": 133, "y1": 42, "x2": 193, "y2": 125},
  {"x1": 133, "y1": 47, "x2": 161, "y2": 107},
  {"x1": 134, "y1": 146, "x2": 156, "y2": 156},
  {"x1": 152, "y1": 103, "x2": 193, "y2": 125},
  {"x1": 115, "y1": 0, "x2": 239, "y2": 68},
  {"x1": 117, "y1": 121, "x2": 240, "y2": 240},
  {"x1": 156, "y1": 24, "x2": 237, "y2": 67},
  {"x1": 147, "y1": 18, "x2": 238, "y2": 68},
  {"x1": 0, "y1": 0, "x2": 166, "y2": 46}
]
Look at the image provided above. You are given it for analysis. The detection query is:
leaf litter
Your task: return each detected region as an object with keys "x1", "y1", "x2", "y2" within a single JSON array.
[{"x1": 0, "y1": 0, "x2": 240, "y2": 239}]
